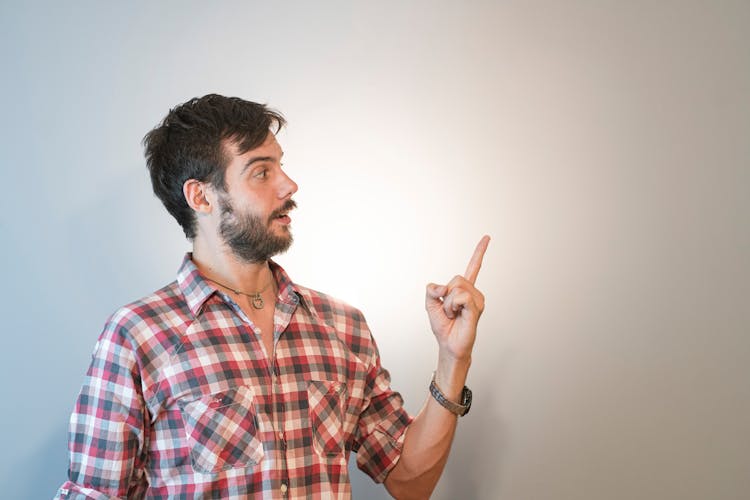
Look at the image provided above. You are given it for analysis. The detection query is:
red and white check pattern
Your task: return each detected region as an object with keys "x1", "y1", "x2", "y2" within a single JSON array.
[{"x1": 56, "y1": 255, "x2": 412, "y2": 499}]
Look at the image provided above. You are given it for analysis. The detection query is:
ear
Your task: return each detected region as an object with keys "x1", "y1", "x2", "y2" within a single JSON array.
[{"x1": 183, "y1": 179, "x2": 213, "y2": 214}]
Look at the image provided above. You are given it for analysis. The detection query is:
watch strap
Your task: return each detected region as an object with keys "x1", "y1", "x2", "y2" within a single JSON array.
[{"x1": 429, "y1": 374, "x2": 472, "y2": 417}]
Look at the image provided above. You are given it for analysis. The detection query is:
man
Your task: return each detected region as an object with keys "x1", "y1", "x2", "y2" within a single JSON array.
[{"x1": 56, "y1": 94, "x2": 488, "y2": 499}]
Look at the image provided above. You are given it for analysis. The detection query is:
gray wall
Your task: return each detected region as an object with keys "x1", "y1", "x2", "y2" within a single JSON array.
[{"x1": 1, "y1": 1, "x2": 748, "y2": 499}]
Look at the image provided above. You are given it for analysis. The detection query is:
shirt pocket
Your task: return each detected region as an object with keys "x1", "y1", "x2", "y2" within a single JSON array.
[
  {"x1": 307, "y1": 379, "x2": 347, "y2": 457},
  {"x1": 178, "y1": 385, "x2": 264, "y2": 473}
]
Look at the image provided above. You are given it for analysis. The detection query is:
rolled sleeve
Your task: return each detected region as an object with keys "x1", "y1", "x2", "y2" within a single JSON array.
[{"x1": 354, "y1": 360, "x2": 413, "y2": 483}]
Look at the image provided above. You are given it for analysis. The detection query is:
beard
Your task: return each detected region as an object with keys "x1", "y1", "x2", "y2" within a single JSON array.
[{"x1": 218, "y1": 195, "x2": 296, "y2": 264}]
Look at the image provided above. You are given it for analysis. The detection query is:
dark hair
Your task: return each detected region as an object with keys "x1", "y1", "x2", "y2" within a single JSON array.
[{"x1": 143, "y1": 94, "x2": 285, "y2": 239}]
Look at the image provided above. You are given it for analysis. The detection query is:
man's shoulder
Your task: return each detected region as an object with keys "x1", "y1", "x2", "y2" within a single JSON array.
[
  {"x1": 88, "y1": 280, "x2": 192, "y2": 389},
  {"x1": 293, "y1": 283, "x2": 379, "y2": 359},
  {"x1": 103, "y1": 279, "x2": 189, "y2": 338}
]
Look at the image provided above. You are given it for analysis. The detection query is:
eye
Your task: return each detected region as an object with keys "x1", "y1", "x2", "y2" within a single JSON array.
[{"x1": 254, "y1": 168, "x2": 268, "y2": 179}]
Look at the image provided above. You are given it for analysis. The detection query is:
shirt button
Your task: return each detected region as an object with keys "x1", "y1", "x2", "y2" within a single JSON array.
[
  {"x1": 278, "y1": 431, "x2": 284, "y2": 440},
  {"x1": 280, "y1": 483, "x2": 288, "y2": 494}
]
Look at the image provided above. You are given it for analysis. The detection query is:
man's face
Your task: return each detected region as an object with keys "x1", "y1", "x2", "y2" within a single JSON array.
[
  {"x1": 218, "y1": 193, "x2": 296, "y2": 263},
  {"x1": 215, "y1": 133, "x2": 298, "y2": 263}
]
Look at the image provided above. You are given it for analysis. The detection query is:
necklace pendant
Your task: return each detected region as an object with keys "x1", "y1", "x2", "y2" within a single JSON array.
[{"x1": 251, "y1": 293, "x2": 264, "y2": 310}]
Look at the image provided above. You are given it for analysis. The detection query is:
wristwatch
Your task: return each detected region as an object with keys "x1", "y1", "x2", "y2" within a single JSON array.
[{"x1": 429, "y1": 373, "x2": 472, "y2": 416}]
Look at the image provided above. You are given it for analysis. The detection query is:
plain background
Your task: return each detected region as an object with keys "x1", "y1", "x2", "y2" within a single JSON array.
[{"x1": 1, "y1": 1, "x2": 748, "y2": 499}]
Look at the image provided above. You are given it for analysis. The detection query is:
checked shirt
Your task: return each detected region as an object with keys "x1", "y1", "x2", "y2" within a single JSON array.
[{"x1": 56, "y1": 255, "x2": 412, "y2": 499}]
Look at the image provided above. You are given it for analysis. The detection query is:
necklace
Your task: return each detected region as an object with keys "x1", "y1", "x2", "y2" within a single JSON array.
[{"x1": 203, "y1": 275, "x2": 275, "y2": 310}]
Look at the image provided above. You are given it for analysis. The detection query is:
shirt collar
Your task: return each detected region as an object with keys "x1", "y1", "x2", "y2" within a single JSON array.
[
  {"x1": 176, "y1": 253, "x2": 306, "y2": 317},
  {"x1": 268, "y1": 259, "x2": 304, "y2": 308}
]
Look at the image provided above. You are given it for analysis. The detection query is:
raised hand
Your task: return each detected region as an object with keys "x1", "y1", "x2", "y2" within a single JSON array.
[{"x1": 425, "y1": 235, "x2": 490, "y2": 362}]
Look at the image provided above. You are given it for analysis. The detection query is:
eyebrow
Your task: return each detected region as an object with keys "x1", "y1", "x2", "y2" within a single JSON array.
[
  {"x1": 240, "y1": 151, "x2": 284, "y2": 174},
  {"x1": 241, "y1": 156, "x2": 273, "y2": 174}
]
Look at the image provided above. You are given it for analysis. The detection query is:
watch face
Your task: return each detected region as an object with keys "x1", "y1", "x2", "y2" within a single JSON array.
[
  {"x1": 461, "y1": 387, "x2": 472, "y2": 415},
  {"x1": 429, "y1": 378, "x2": 472, "y2": 416}
]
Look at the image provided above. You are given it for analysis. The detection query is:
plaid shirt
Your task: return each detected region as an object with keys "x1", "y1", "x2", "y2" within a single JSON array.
[{"x1": 56, "y1": 255, "x2": 412, "y2": 499}]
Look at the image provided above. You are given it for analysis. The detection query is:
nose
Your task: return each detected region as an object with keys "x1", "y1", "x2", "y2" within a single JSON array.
[{"x1": 277, "y1": 167, "x2": 298, "y2": 199}]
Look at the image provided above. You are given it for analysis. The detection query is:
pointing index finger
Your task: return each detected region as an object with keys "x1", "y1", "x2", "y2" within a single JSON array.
[{"x1": 464, "y1": 235, "x2": 490, "y2": 284}]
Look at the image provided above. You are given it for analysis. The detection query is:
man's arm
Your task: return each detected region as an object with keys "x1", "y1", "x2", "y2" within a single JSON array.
[
  {"x1": 55, "y1": 314, "x2": 149, "y2": 499},
  {"x1": 384, "y1": 236, "x2": 489, "y2": 499}
]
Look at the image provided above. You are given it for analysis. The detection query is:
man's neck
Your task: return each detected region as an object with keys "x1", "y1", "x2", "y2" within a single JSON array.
[{"x1": 191, "y1": 238, "x2": 274, "y2": 294}]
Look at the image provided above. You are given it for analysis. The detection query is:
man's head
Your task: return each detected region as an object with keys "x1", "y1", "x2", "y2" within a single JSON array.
[{"x1": 143, "y1": 94, "x2": 287, "y2": 240}]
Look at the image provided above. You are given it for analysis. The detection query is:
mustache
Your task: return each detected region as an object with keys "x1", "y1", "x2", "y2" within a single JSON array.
[{"x1": 268, "y1": 199, "x2": 297, "y2": 221}]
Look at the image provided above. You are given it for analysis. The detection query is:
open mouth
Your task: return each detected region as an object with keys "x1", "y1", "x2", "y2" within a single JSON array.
[
  {"x1": 274, "y1": 212, "x2": 291, "y2": 224},
  {"x1": 271, "y1": 200, "x2": 296, "y2": 224}
]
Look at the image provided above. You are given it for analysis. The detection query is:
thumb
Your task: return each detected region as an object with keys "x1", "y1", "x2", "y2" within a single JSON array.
[{"x1": 425, "y1": 283, "x2": 448, "y2": 310}]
